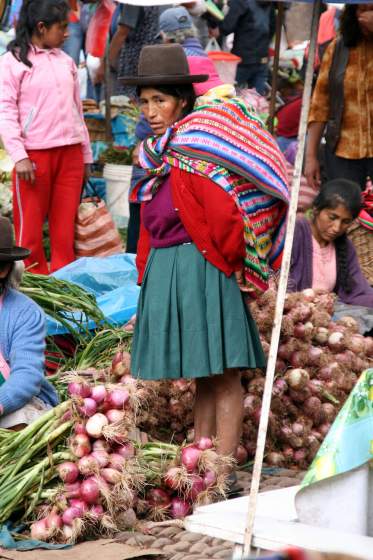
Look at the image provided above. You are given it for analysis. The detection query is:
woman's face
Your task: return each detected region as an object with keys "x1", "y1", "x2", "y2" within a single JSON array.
[
  {"x1": 138, "y1": 88, "x2": 186, "y2": 135},
  {"x1": 313, "y1": 204, "x2": 354, "y2": 244},
  {"x1": 37, "y1": 19, "x2": 69, "y2": 49},
  {"x1": 357, "y1": 4, "x2": 373, "y2": 37}
]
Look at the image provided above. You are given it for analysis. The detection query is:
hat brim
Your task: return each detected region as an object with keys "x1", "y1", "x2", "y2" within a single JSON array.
[
  {"x1": 0, "y1": 247, "x2": 31, "y2": 262},
  {"x1": 119, "y1": 73, "x2": 209, "y2": 86}
]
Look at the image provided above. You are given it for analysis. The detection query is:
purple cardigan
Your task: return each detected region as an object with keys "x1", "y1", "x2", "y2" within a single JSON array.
[{"x1": 289, "y1": 217, "x2": 373, "y2": 308}]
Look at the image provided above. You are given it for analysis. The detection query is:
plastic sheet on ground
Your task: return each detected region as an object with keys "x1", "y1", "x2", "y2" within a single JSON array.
[
  {"x1": 46, "y1": 254, "x2": 140, "y2": 335},
  {"x1": 301, "y1": 368, "x2": 373, "y2": 488}
]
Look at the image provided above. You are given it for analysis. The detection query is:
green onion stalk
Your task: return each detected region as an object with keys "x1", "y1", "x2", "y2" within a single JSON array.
[{"x1": 0, "y1": 402, "x2": 73, "y2": 523}]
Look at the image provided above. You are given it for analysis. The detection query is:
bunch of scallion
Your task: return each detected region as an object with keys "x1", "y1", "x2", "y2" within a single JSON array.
[
  {"x1": 20, "y1": 272, "x2": 105, "y2": 342},
  {"x1": 0, "y1": 402, "x2": 73, "y2": 523}
]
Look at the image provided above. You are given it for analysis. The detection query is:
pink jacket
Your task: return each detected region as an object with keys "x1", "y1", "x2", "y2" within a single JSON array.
[{"x1": 0, "y1": 46, "x2": 93, "y2": 164}]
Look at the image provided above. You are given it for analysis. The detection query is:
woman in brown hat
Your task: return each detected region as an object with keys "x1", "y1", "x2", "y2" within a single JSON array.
[
  {"x1": 122, "y1": 44, "x2": 288, "y2": 493},
  {"x1": 0, "y1": 217, "x2": 58, "y2": 430}
]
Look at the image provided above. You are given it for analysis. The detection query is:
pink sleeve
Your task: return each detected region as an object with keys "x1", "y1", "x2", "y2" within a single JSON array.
[
  {"x1": 72, "y1": 59, "x2": 93, "y2": 164},
  {"x1": 0, "y1": 54, "x2": 29, "y2": 164}
]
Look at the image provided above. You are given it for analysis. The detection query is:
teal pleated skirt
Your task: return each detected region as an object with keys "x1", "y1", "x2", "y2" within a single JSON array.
[{"x1": 131, "y1": 243, "x2": 265, "y2": 380}]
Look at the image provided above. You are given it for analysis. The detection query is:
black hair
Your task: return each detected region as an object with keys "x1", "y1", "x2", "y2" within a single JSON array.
[
  {"x1": 340, "y1": 4, "x2": 363, "y2": 48},
  {"x1": 0, "y1": 263, "x2": 15, "y2": 295},
  {"x1": 8, "y1": 0, "x2": 69, "y2": 68},
  {"x1": 312, "y1": 179, "x2": 362, "y2": 294},
  {"x1": 136, "y1": 84, "x2": 196, "y2": 118}
]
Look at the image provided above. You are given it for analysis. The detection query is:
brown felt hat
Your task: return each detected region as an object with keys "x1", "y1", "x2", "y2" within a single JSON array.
[
  {"x1": 119, "y1": 44, "x2": 209, "y2": 86},
  {"x1": 0, "y1": 216, "x2": 30, "y2": 262}
]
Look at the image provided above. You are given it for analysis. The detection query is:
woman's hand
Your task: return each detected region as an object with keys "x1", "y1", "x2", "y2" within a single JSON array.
[
  {"x1": 15, "y1": 158, "x2": 35, "y2": 184},
  {"x1": 84, "y1": 164, "x2": 92, "y2": 183},
  {"x1": 235, "y1": 269, "x2": 255, "y2": 293},
  {"x1": 304, "y1": 155, "x2": 321, "y2": 190}
]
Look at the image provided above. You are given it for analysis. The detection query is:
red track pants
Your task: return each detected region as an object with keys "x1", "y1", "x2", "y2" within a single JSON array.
[{"x1": 13, "y1": 144, "x2": 84, "y2": 274}]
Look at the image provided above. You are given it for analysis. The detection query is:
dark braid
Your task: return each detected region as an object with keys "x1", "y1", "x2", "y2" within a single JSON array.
[
  {"x1": 8, "y1": 0, "x2": 69, "y2": 68},
  {"x1": 335, "y1": 234, "x2": 353, "y2": 293}
]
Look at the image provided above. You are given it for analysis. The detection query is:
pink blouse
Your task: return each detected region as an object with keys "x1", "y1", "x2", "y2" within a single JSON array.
[{"x1": 312, "y1": 237, "x2": 337, "y2": 292}]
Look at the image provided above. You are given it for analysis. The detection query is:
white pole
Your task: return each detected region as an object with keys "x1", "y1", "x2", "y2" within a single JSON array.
[{"x1": 241, "y1": 0, "x2": 322, "y2": 557}]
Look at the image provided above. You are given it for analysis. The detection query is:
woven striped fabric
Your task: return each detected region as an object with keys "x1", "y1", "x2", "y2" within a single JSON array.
[{"x1": 131, "y1": 98, "x2": 289, "y2": 295}]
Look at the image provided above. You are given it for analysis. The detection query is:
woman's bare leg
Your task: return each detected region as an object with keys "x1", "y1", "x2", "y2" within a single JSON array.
[
  {"x1": 214, "y1": 368, "x2": 243, "y2": 460},
  {"x1": 194, "y1": 377, "x2": 216, "y2": 442}
]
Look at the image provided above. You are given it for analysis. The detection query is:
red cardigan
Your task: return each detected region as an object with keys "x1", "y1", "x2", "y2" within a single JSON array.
[{"x1": 136, "y1": 167, "x2": 246, "y2": 284}]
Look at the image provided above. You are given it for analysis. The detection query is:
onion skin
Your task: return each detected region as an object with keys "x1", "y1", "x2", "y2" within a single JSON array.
[
  {"x1": 80, "y1": 477, "x2": 100, "y2": 504},
  {"x1": 31, "y1": 519, "x2": 50, "y2": 541},
  {"x1": 70, "y1": 434, "x2": 91, "y2": 458},
  {"x1": 196, "y1": 437, "x2": 213, "y2": 451},
  {"x1": 86, "y1": 413, "x2": 109, "y2": 438},
  {"x1": 170, "y1": 498, "x2": 191, "y2": 519},
  {"x1": 68, "y1": 382, "x2": 91, "y2": 398},
  {"x1": 57, "y1": 461, "x2": 79, "y2": 484},
  {"x1": 91, "y1": 385, "x2": 107, "y2": 404},
  {"x1": 147, "y1": 488, "x2": 172, "y2": 508},
  {"x1": 62, "y1": 506, "x2": 81, "y2": 527},
  {"x1": 181, "y1": 445, "x2": 202, "y2": 473},
  {"x1": 285, "y1": 368, "x2": 310, "y2": 391}
]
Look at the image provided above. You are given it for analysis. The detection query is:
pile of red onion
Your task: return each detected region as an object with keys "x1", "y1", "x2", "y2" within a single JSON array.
[{"x1": 242, "y1": 288, "x2": 373, "y2": 468}]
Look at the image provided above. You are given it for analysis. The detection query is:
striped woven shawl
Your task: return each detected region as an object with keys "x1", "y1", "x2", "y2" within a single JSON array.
[{"x1": 131, "y1": 98, "x2": 290, "y2": 296}]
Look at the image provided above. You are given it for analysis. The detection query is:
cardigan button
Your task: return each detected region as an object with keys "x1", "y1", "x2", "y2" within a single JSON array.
[
  {"x1": 202, "y1": 249, "x2": 207, "y2": 254},
  {"x1": 174, "y1": 208, "x2": 179, "y2": 212}
]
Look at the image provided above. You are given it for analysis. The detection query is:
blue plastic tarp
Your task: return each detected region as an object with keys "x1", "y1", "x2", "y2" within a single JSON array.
[
  {"x1": 46, "y1": 254, "x2": 140, "y2": 336},
  {"x1": 0, "y1": 524, "x2": 71, "y2": 550}
]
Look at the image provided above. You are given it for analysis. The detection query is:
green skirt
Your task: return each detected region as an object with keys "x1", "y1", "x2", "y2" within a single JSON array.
[{"x1": 131, "y1": 243, "x2": 265, "y2": 380}]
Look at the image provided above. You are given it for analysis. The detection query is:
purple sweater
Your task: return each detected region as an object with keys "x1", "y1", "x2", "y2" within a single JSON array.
[{"x1": 289, "y1": 217, "x2": 373, "y2": 308}]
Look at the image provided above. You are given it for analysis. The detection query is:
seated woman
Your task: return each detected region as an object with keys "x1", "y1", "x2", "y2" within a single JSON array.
[
  {"x1": 289, "y1": 179, "x2": 373, "y2": 330},
  {"x1": 0, "y1": 217, "x2": 58, "y2": 429}
]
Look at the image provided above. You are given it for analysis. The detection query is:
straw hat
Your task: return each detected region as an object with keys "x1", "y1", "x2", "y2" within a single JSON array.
[{"x1": 119, "y1": 44, "x2": 208, "y2": 86}]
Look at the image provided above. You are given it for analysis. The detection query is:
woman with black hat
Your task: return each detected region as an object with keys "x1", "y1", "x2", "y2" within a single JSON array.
[
  {"x1": 122, "y1": 44, "x2": 289, "y2": 492},
  {"x1": 0, "y1": 217, "x2": 58, "y2": 430}
]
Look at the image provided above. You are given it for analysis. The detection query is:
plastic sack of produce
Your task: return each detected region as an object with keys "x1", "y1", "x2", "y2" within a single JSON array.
[
  {"x1": 85, "y1": 0, "x2": 115, "y2": 58},
  {"x1": 47, "y1": 254, "x2": 140, "y2": 335}
]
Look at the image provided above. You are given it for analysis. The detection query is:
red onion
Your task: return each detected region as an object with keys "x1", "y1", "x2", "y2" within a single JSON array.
[
  {"x1": 181, "y1": 445, "x2": 202, "y2": 473},
  {"x1": 120, "y1": 374, "x2": 137, "y2": 386},
  {"x1": 347, "y1": 334, "x2": 365, "y2": 355},
  {"x1": 196, "y1": 437, "x2": 213, "y2": 451},
  {"x1": 203, "y1": 470, "x2": 217, "y2": 488},
  {"x1": 107, "y1": 389, "x2": 130, "y2": 409},
  {"x1": 69, "y1": 499, "x2": 88, "y2": 516},
  {"x1": 74, "y1": 423, "x2": 87, "y2": 436},
  {"x1": 147, "y1": 488, "x2": 172, "y2": 508},
  {"x1": 116, "y1": 442, "x2": 135, "y2": 459},
  {"x1": 68, "y1": 381, "x2": 91, "y2": 398},
  {"x1": 313, "y1": 327, "x2": 329, "y2": 345},
  {"x1": 266, "y1": 452, "x2": 285, "y2": 466},
  {"x1": 303, "y1": 396, "x2": 322, "y2": 422},
  {"x1": 235, "y1": 444, "x2": 248, "y2": 465},
  {"x1": 92, "y1": 439, "x2": 110, "y2": 452},
  {"x1": 294, "y1": 449, "x2": 307, "y2": 464},
  {"x1": 91, "y1": 450, "x2": 110, "y2": 468},
  {"x1": 31, "y1": 519, "x2": 50, "y2": 541},
  {"x1": 90, "y1": 385, "x2": 107, "y2": 404},
  {"x1": 302, "y1": 288, "x2": 316, "y2": 302},
  {"x1": 101, "y1": 467, "x2": 121, "y2": 484},
  {"x1": 89, "y1": 504, "x2": 104, "y2": 519},
  {"x1": 57, "y1": 461, "x2": 79, "y2": 483},
  {"x1": 45, "y1": 512, "x2": 63, "y2": 531},
  {"x1": 282, "y1": 446, "x2": 294, "y2": 462},
  {"x1": 328, "y1": 331, "x2": 345, "y2": 353},
  {"x1": 272, "y1": 378, "x2": 288, "y2": 397},
  {"x1": 285, "y1": 368, "x2": 309, "y2": 391},
  {"x1": 291, "y1": 422, "x2": 304, "y2": 437},
  {"x1": 289, "y1": 351, "x2": 305, "y2": 369},
  {"x1": 338, "y1": 316, "x2": 359, "y2": 331},
  {"x1": 80, "y1": 477, "x2": 100, "y2": 504},
  {"x1": 86, "y1": 413, "x2": 109, "y2": 438},
  {"x1": 319, "y1": 422, "x2": 332, "y2": 437},
  {"x1": 186, "y1": 474, "x2": 205, "y2": 501},
  {"x1": 78, "y1": 454, "x2": 99, "y2": 476},
  {"x1": 322, "y1": 403, "x2": 336, "y2": 422},
  {"x1": 111, "y1": 351, "x2": 131, "y2": 378},
  {"x1": 62, "y1": 506, "x2": 81, "y2": 526},
  {"x1": 109, "y1": 453, "x2": 125, "y2": 471},
  {"x1": 106, "y1": 409, "x2": 125, "y2": 424},
  {"x1": 318, "y1": 365, "x2": 334, "y2": 381},
  {"x1": 64, "y1": 481, "x2": 81, "y2": 499},
  {"x1": 170, "y1": 497, "x2": 191, "y2": 519},
  {"x1": 364, "y1": 337, "x2": 373, "y2": 358},
  {"x1": 275, "y1": 358, "x2": 287, "y2": 374},
  {"x1": 173, "y1": 378, "x2": 190, "y2": 393},
  {"x1": 277, "y1": 343, "x2": 292, "y2": 361},
  {"x1": 70, "y1": 433, "x2": 91, "y2": 458},
  {"x1": 78, "y1": 397, "x2": 97, "y2": 418},
  {"x1": 308, "y1": 346, "x2": 323, "y2": 366}
]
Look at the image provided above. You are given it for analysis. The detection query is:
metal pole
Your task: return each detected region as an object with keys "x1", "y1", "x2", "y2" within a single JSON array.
[
  {"x1": 104, "y1": 41, "x2": 112, "y2": 142},
  {"x1": 268, "y1": 2, "x2": 284, "y2": 135},
  {"x1": 241, "y1": 0, "x2": 322, "y2": 557}
]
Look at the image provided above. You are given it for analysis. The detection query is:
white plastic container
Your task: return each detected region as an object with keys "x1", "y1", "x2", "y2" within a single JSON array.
[
  {"x1": 207, "y1": 51, "x2": 241, "y2": 85},
  {"x1": 103, "y1": 163, "x2": 133, "y2": 228}
]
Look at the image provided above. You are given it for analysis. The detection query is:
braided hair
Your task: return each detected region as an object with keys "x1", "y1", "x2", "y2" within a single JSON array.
[
  {"x1": 312, "y1": 179, "x2": 362, "y2": 294},
  {"x1": 340, "y1": 4, "x2": 363, "y2": 48},
  {"x1": 8, "y1": 0, "x2": 69, "y2": 68}
]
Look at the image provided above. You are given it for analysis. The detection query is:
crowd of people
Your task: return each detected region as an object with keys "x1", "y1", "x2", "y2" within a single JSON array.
[{"x1": 0, "y1": 0, "x2": 373, "y2": 495}]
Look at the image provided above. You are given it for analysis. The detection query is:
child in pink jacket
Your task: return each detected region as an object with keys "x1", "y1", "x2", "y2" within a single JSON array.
[{"x1": 0, "y1": 0, "x2": 93, "y2": 274}]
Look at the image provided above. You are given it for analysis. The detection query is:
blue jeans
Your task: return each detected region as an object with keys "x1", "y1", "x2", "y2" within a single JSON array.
[
  {"x1": 63, "y1": 21, "x2": 101, "y2": 102},
  {"x1": 236, "y1": 62, "x2": 269, "y2": 96}
]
